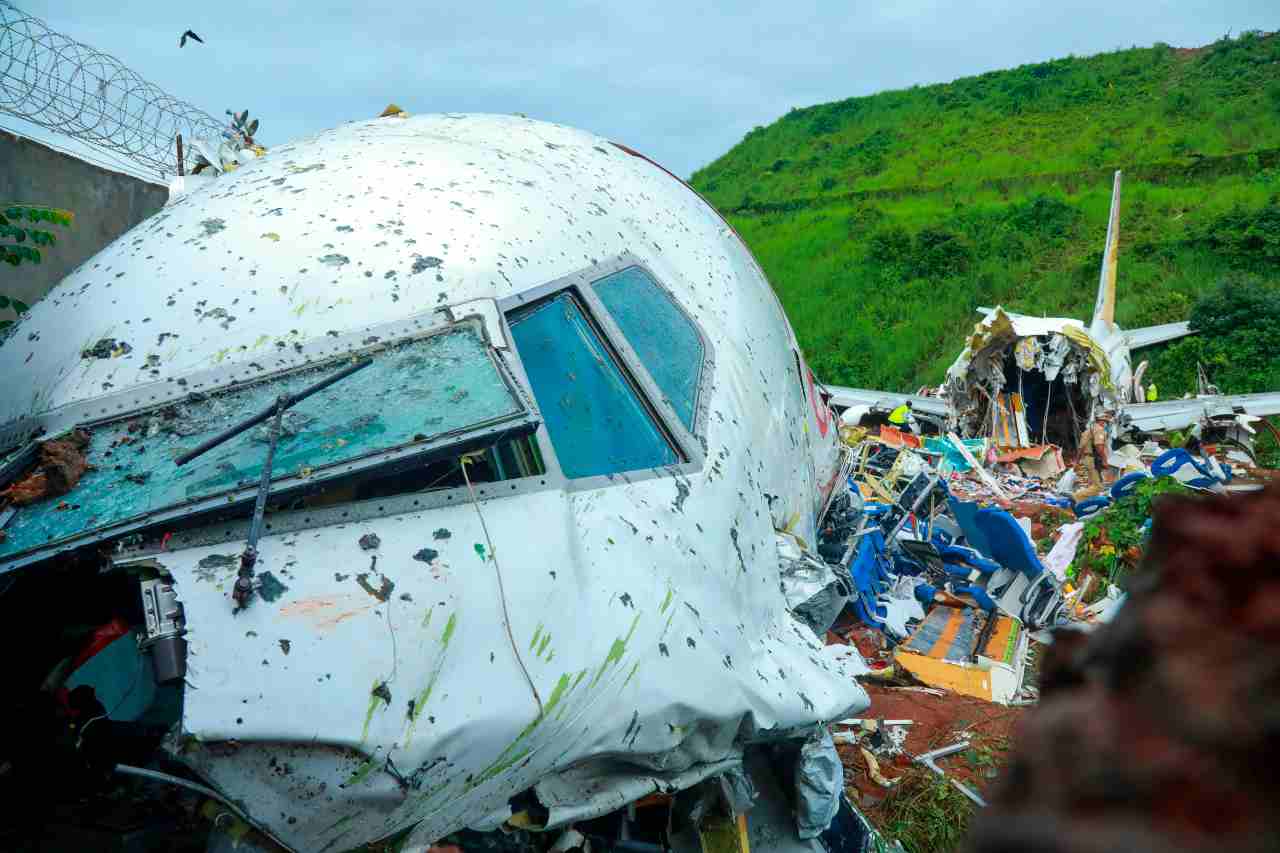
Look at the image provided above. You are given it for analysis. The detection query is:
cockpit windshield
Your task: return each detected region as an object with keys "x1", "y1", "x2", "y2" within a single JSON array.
[{"x1": 0, "y1": 318, "x2": 532, "y2": 566}]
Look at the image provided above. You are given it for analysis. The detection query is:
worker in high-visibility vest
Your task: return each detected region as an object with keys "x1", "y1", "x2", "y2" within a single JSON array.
[
  {"x1": 1146, "y1": 382, "x2": 1158, "y2": 402},
  {"x1": 888, "y1": 400, "x2": 919, "y2": 435}
]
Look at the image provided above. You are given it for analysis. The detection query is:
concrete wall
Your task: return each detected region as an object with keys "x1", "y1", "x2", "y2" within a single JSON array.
[{"x1": 0, "y1": 130, "x2": 168, "y2": 318}]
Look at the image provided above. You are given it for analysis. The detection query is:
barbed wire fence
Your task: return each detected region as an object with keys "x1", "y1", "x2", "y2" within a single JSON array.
[{"x1": 0, "y1": 0, "x2": 223, "y2": 181}]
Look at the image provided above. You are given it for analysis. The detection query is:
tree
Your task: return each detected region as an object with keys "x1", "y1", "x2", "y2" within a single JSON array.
[{"x1": 0, "y1": 204, "x2": 74, "y2": 330}]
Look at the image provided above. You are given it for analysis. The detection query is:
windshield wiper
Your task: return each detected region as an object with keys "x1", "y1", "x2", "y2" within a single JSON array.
[{"x1": 175, "y1": 357, "x2": 372, "y2": 608}]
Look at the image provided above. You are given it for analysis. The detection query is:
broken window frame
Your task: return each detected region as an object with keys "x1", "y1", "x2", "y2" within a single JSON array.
[
  {"x1": 1, "y1": 256, "x2": 715, "y2": 571},
  {"x1": 0, "y1": 306, "x2": 540, "y2": 574},
  {"x1": 499, "y1": 252, "x2": 712, "y2": 490}
]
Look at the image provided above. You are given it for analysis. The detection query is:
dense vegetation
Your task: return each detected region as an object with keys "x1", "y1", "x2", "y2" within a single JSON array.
[{"x1": 690, "y1": 32, "x2": 1280, "y2": 400}]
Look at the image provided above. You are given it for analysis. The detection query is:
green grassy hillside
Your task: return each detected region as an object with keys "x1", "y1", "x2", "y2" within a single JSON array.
[{"x1": 690, "y1": 31, "x2": 1280, "y2": 398}]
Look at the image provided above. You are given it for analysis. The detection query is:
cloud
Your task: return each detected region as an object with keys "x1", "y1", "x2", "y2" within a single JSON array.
[{"x1": 14, "y1": 0, "x2": 1280, "y2": 178}]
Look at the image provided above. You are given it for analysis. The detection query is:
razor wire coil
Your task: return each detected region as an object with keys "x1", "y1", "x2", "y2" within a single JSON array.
[{"x1": 0, "y1": 0, "x2": 222, "y2": 178}]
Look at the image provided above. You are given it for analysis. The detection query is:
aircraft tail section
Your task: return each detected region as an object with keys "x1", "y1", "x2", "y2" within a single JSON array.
[{"x1": 1090, "y1": 170, "x2": 1122, "y2": 339}]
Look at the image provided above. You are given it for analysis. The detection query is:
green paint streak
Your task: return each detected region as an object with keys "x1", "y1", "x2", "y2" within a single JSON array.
[
  {"x1": 623, "y1": 661, "x2": 640, "y2": 688},
  {"x1": 416, "y1": 777, "x2": 452, "y2": 807},
  {"x1": 318, "y1": 827, "x2": 354, "y2": 853},
  {"x1": 473, "y1": 746, "x2": 531, "y2": 787},
  {"x1": 360, "y1": 678, "x2": 392, "y2": 744},
  {"x1": 558, "y1": 669, "x2": 588, "y2": 721},
  {"x1": 344, "y1": 757, "x2": 377, "y2": 787},
  {"x1": 474, "y1": 543, "x2": 486, "y2": 560},
  {"x1": 547, "y1": 650, "x2": 555, "y2": 663},
  {"x1": 322, "y1": 813, "x2": 358, "y2": 834},
  {"x1": 660, "y1": 587, "x2": 674, "y2": 614},
  {"x1": 406, "y1": 611, "x2": 458, "y2": 746},
  {"x1": 543, "y1": 673, "x2": 572, "y2": 715},
  {"x1": 591, "y1": 612, "x2": 642, "y2": 688},
  {"x1": 537, "y1": 631, "x2": 551, "y2": 657},
  {"x1": 529, "y1": 623, "x2": 543, "y2": 652},
  {"x1": 661, "y1": 608, "x2": 675, "y2": 639},
  {"x1": 422, "y1": 607, "x2": 434, "y2": 629},
  {"x1": 470, "y1": 670, "x2": 580, "y2": 789}
]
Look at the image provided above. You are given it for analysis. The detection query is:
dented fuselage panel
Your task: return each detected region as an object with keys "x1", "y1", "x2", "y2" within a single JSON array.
[{"x1": 0, "y1": 114, "x2": 861, "y2": 850}]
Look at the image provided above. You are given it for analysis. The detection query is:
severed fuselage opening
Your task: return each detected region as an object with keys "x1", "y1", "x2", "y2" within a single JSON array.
[
  {"x1": 992, "y1": 344, "x2": 1093, "y2": 453},
  {"x1": 945, "y1": 319, "x2": 1105, "y2": 457}
]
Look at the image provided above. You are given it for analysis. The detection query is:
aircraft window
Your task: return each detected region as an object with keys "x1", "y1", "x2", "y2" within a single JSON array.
[
  {"x1": 0, "y1": 321, "x2": 532, "y2": 563},
  {"x1": 508, "y1": 292, "x2": 680, "y2": 479},
  {"x1": 591, "y1": 266, "x2": 705, "y2": 431}
]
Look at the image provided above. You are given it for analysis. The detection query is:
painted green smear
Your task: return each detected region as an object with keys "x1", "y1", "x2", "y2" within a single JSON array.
[
  {"x1": 343, "y1": 757, "x2": 377, "y2": 787},
  {"x1": 529, "y1": 623, "x2": 543, "y2": 652},
  {"x1": 322, "y1": 813, "x2": 357, "y2": 834},
  {"x1": 471, "y1": 669, "x2": 584, "y2": 790},
  {"x1": 591, "y1": 612, "x2": 641, "y2": 688},
  {"x1": 543, "y1": 673, "x2": 572, "y2": 715},
  {"x1": 623, "y1": 660, "x2": 640, "y2": 687},
  {"x1": 358, "y1": 676, "x2": 386, "y2": 742},
  {"x1": 537, "y1": 631, "x2": 551, "y2": 658},
  {"x1": 474, "y1": 746, "x2": 531, "y2": 787},
  {"x1": 660, "y1": 586, "x2": 674, "y2": 614},
  {"x1": 406, "y1": 611, "x2": 458, "y2": 746}
]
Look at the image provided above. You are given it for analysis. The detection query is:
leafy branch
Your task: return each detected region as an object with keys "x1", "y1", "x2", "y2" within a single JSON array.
[{"x1": 1, "y1": 204, "x2": 74, "y2": 329}]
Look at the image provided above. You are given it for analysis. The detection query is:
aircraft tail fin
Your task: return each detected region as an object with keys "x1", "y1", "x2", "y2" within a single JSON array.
[{"x1": 1090, "y1": 170, "x2": 1122, "y2": 338}]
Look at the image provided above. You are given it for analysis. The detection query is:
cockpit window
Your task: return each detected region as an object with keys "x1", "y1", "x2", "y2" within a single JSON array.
[
  {"x1": 0, "y1": 320, "x2": 531, "y2": 563},
  {"x1": 508, "y1": 292, "x2": 680, "y2": 479},
  {"x1": 591, "y1": 266, "x2": 706, "y2": 432}
]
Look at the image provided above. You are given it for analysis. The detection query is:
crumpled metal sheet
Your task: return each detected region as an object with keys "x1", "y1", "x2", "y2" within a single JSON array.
[
  {"x1": 778, "y1": 533, "x2": 851, "y2": 637},
  {"x1": 794, "y1": 728, "x2": 842, "y2": 840},
  {"x1": 527, "y1": 755, "x2": 742, "y2": 833}
]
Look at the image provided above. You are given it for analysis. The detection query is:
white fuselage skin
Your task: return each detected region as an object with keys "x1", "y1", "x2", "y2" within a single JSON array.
[
  {"x1": 0, "y1": 115, "x2": 863, "y2": 851},
  {"x1": 1090, "y1": 318, "x2": 1134, "y2": 401}
]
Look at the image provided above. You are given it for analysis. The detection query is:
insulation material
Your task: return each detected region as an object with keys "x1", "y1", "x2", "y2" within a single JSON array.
[
  {"x1": 991, "y1": 393, "x2": 1030, "y2": 448},
  {"x1": 1013, "y1": 337, "x2": 1038, "y2": 371}
]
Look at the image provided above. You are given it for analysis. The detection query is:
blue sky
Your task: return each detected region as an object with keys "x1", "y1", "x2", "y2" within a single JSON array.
[{"x1": 6, "y1": 1, "x2": 1278, "y2": 181}]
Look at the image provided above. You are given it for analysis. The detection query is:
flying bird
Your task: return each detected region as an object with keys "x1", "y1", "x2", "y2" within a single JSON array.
[{"x1": 179, "y1": 30, "x2": 204, "y2": 48}]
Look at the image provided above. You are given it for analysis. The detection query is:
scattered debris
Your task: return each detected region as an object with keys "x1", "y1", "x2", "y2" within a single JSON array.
[
  {"x1": 80, "y1": 338, "x2": 132, "y2": 359},
  {"x1": 0, "y1": 430, "x2": 91, "y2": 506},
  {"x1": 355, "y1": 572, "x2": 394, "y2": 602},
  {"x1": 358, "y1": 533, "x2": 381, "y2": 551},
  {"x1": 967, "y1": 483, "x2": 1280, "y2": 851}
]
